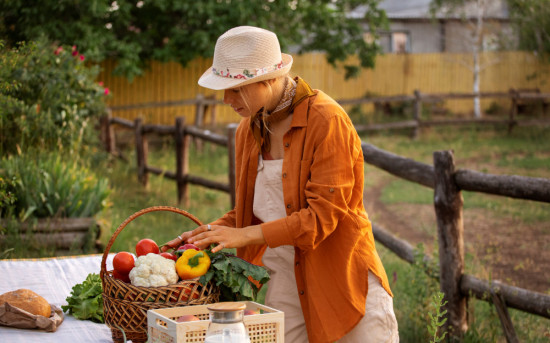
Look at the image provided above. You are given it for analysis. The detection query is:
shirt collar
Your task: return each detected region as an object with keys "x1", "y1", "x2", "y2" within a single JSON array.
[{"x1": 289, "y1": 77, "x2": 316, "y2": 128}]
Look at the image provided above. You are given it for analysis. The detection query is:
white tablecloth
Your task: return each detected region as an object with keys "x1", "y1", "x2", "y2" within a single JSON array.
[{"x1": 0, "y1": 254, "x2": 116, "y2": 343}]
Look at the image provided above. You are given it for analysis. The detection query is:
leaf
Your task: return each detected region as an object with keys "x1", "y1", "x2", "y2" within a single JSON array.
[
  {"x1": 200, "y1": 250, "x2": 270, "y2": 302},
  {"x1": 62, "y1": 273, "x2": 104, "y2": 323}
]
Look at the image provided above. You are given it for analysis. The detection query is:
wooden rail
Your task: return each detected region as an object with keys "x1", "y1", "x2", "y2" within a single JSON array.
[{"x1": 348, "y1": 88, "x2": 550, "y2": 137}]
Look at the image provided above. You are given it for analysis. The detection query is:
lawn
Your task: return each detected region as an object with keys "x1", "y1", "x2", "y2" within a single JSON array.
[{"x1": 2, "y1": 124, "x2": 549, "y2": 341}]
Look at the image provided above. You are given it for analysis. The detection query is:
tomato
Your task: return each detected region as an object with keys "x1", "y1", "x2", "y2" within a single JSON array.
[
  {"x1": 176, "y1": 314, "x2": 200, "y2": 322},
  {"x1": 180, "y1": 243, "x2": 199, "y2": 251},
  {"x1": 175, "y1": 243, "x2": 200, "y2": 257},
  {"x1": 185, "y1": 287, "x2": 200, "y2": 300},
  {"x1": 136, "y1": 238, "x2": 159, "y2": 256},
  {"x1": 113, "y1": 251, "x2": 135, "y2": 274},
  {"x1": 172, "y1": 287, "x2": 200, "y2": 302},
  {"x1": 160, "y1": 252, "x2": 177, "y2": 261},
  {"x1": 112, "y1": 269, "x2": 131, "y2": 283}
]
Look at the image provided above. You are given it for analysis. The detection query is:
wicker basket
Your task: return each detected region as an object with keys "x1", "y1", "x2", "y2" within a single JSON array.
[{"x1": 100, "y1": 206, "x2": 220, "y2": 343}]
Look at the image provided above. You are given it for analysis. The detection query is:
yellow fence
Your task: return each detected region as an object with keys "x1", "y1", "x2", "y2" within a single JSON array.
[{"x1": 97, "y1": 51, "x2": 550, "y2": 125}]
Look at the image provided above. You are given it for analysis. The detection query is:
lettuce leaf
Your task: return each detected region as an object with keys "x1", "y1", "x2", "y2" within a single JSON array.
[{"x1": 61, "y1": 273, "x2": 104, "y2": 323}]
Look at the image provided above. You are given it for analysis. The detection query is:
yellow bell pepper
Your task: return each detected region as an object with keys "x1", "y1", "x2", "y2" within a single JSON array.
[{"x1": 175, "y1": 249, "x2": 211, "y2": 280}]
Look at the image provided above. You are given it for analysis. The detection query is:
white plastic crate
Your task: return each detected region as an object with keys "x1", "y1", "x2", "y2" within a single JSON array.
[{"x1": 148, "y1": 301, "x2": 284, "y2": 343}]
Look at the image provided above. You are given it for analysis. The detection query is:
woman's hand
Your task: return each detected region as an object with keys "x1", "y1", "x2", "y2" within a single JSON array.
[
  {"x1": 186, "y1": 224, "x2": 266, "y2": 253},
  {"x1": 160, "y1": 234, "x2": 186, "y2": 252}
]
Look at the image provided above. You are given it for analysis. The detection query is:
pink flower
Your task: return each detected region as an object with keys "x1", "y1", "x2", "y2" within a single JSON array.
[
  {"x1": 79, "y1": 55, "x2": 85, "y2": 61},
  {"x1": 98, "y1": 81, "x2": 104, "y2": 86},
  {"x1": 72, "y1": 50, "x2": 78, "y2": 56},
  {"x1": 72, "y1": 45, "x2": 77, "y2": 51},
  {"x1": 54, "y1": 46, "x2": 63, "y2": 55},
  {"x1": 104, "y1": 88, "x2": 110, "y2": 96}
]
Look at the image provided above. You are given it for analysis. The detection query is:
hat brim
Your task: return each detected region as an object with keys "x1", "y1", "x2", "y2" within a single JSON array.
[{"x1": 198, "y1": 53, "x2": 293, "y2": 91}]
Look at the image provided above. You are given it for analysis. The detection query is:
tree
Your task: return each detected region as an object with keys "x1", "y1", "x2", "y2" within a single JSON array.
[
  {"x1": 507, "y1": 0, "x2": 550, "y2": 58},
  {"x1": 430, "y1": 0, "x2": 506, "y2": 119},
  {"x1": 0, "y1": 0, "x2": 387, "y2": 80}
]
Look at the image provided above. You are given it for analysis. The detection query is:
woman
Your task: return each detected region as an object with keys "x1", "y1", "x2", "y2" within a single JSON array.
[{"x1": 163, "y1": 26, "x2": 399, "y2": 343}]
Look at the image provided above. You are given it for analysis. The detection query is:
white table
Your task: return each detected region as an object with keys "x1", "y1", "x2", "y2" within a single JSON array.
[{"x1": 0, "y1": 254, "x2": 116, "y2": 343}]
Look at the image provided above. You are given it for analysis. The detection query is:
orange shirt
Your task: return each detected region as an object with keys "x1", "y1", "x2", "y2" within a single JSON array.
[{"x1": 211, "y1": 80, "x2": 392, "y2": 343}]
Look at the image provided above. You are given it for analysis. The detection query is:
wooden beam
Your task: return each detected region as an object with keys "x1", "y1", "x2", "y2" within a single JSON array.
[
  {"x1": 362, "y1": 142, "x2": 435, "y2": 188},
  {"x1": 461, "y1": 275, "x2": 550, "y2": 319},
  {"x1": 433, "y1": 150, "x2": 467, "y2": 340}
]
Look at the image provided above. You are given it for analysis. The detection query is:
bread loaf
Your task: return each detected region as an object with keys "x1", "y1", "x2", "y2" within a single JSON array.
[{"x1": 0, "y1": 289, "x2": 51, "y2": 317}]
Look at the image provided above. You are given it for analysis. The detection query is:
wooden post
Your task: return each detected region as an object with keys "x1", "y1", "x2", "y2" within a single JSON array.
[
  {"x1": 209, "y1": 95, "x2": 217, "y2": 127},
  {"x1": 508, "y1": 89, "x2": 517, "y2": 134},
  {"x1": 433, "y1": 150, "x2": 467, "y2": 341},
  {"x1": 135, "y1": 118, "x2": 148, "y2": 187},
  {"x1": 490, "y1": 288, "x2": 519, "y2": 343},
  {"x1": 175, "y1": 117, "x2": 189, "y2": 206},
  {"x1": 413, "y1": 90, "x2": 422, "y2": 139},
  {"x1": 227, "y1": 123, "x2": 238, "y2": 208},
  {"x1": 100, "y1": 109, "x2": 116, "y2": 154},
  {"x1": 194, "y1": 94, "x2": 205, "y2": 151}
]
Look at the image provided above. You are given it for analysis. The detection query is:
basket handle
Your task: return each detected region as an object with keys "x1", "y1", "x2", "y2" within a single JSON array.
[{"x1": 100, "y1": 206, "x2": 203, "y2": 277}]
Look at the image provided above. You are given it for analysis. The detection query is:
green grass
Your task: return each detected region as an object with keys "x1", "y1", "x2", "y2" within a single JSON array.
[{"x1": 2, "y1": 124, "x2": 549, "y2": 340}]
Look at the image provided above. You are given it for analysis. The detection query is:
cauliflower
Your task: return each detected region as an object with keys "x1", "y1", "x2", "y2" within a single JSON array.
[{"x1": 129, "y1": 253, "x2": 179, "y2": 287}]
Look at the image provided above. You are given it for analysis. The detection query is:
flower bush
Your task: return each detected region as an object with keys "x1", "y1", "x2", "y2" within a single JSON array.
[{"x1": 0, "y1": 38, "x2": 109, "y2": 156}]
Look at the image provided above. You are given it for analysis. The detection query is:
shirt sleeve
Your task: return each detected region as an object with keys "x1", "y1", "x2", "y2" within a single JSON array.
[{"x1": 262, "y1": 106, "x2": 363, "y2": 251}]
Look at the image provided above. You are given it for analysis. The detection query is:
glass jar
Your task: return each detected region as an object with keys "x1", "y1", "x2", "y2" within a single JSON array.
[{"x1": 204, "y1": 302, "x2": 251, "y2": 343}]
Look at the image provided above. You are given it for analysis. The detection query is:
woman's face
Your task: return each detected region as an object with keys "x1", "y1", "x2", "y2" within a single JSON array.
[{"x1": 223, "y1": 81, "x2": 273, "y2": 118}]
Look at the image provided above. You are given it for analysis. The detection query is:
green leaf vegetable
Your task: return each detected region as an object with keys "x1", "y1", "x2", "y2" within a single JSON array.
[
  {"x1": 199, "y1": 250, "x2": 270, "y2": 302},
  {"x1": 62, "y1": 273, "x2": 104, "y2": 323}
]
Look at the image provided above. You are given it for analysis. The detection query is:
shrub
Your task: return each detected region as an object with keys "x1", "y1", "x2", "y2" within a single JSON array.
[
  {"x1": 0, "y1": 153, "x2": 110, "y2": 220},
  {"x1": 0, "y1": 38, "x2": 109, "y2": 156}
]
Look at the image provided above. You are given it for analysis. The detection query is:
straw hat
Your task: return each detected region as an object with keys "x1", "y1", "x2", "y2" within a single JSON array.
[{"x1": 198, "y1": 26, "x2": 293, "y2": 90}]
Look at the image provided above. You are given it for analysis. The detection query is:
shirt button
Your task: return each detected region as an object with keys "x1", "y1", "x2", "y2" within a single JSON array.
[
  {"x1": 286, "y1": 204, "x2": 291, "y2": 209},
  {"x1": 329, "y1": 188, "x2": 334, "y2": 193},
  {"x1": 295, "y1": 261, "x2": 299, "y2": 266},
  {"x1": 300, "y1": 290, "x2": 304, "y2": 295},
  {"x1": 285, "y1": 142, "x2": 290, "y2": 148},
  {"x1": 282, "y1": 173, "x2": 287, "y2": 178}
]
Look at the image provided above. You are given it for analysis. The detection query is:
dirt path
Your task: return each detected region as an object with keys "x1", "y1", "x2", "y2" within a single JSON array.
[{"x1": 364, "y1": 177, "x2": 550, "y2": 294}]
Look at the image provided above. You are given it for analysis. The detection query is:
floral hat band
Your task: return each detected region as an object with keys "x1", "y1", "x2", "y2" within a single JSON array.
[
  {"x1": 211, "y1": 61, "x2": 284, "y2": 80},
  {"x1": 198, "y1": 26, "x2": 293, "y2": 90}
]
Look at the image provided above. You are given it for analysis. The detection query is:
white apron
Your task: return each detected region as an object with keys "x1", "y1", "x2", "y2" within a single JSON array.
[
  {"x1": 253, "y1": 156, "x2": 399, "y2": 343},
  {"x1": 253, "y1": 156, "x2": 309, "y2": 343}
]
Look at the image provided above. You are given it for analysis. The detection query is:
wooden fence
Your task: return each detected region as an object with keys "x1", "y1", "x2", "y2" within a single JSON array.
[
  {"x1": 107, "y1": 88, "x2": 550, "y2": 140},
  {"x1": 363, "y1": 143, "x2": 550, "y2": 342},
  {"x1": 99, "y1": 109, "x2": 550, "y2": 342},
  {"x1": 98, "y1": 51, "x2": 550, "y2": 125},
  {"x1": 100, "y1": 110, "x2": 237, "y2": 208}
]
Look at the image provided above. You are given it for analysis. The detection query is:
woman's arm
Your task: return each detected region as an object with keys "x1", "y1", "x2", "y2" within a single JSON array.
[{"x1": 183, "y1": 223, "x2": 265, "y2": 253}]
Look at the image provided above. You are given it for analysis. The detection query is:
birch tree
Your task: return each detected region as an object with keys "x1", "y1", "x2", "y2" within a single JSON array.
[{"x1": 431, "y1": 0, "x2": 505, "y2": 118}]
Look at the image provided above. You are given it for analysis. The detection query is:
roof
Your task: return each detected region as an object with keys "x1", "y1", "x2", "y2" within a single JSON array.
[{"x1": 349, "y1": 0, "x2": 509, "y2": 20}]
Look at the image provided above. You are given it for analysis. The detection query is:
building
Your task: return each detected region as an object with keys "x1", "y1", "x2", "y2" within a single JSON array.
[{"x1": 350, "y1": 0, "x2": 514, "y2": 54}]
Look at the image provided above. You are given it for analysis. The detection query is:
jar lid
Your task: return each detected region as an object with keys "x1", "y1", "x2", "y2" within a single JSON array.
[{"x1": 207, "y1": 302, "x2": 246, "y2": 312}]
